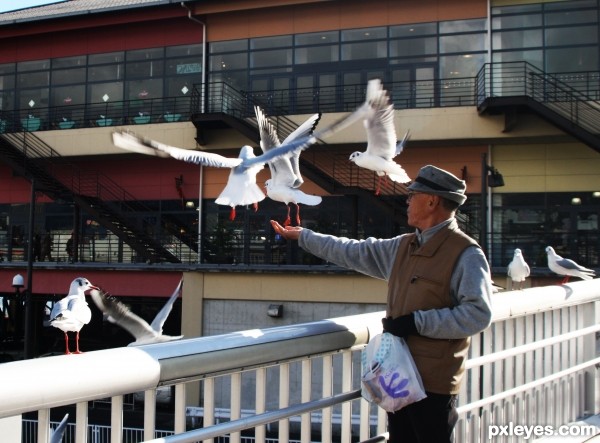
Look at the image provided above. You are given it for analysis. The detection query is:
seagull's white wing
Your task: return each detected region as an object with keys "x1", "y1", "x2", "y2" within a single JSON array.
[
  {"x1": 112, "y1": 131, "x2": 242, "y2": 168},
  {"x1": 150, "y1": 278, "x2": 183, "y2": 334},
  {"x1": 282, "y1": 113, "x2": 321, "y2": 187},
  {"x1": 364, "y1": 86, "x2": 397, "y2": 160},
  {"x1": 395, "y1": 130, "x2": 410, "y2": 156}
]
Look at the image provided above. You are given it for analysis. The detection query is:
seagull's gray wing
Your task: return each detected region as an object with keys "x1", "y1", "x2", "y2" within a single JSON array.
[
  {"x1": 395, "y1": 130, "x2": 410, "y2": 156},
  {"x1": 282, "y1": 113, "x2": 321, "y2": 187},
  {"x1": 112, "y1": 131, "x2": 242, "y2": 168},
  {"x1": 150, "y1": 278, "x2": 182, "y2": 334},
  {"x1": 50, "y1": 413, "x2": 69, "y2": 443},
  {"x1": 556, "y1": 257, "x2": 593, "y2": 272},
  {"x1": 90, "y1": 289, "x2": 157, "y2": 342}
]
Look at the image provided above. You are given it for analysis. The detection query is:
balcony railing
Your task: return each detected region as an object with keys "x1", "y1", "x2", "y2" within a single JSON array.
[{"x1": 0, "y1": 279, "x2": 599, "y2": 443}]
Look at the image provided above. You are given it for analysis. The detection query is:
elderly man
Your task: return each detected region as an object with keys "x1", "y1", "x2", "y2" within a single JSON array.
[{"x1": 271, "y1": 164, "x2": 493, "y2": 443}]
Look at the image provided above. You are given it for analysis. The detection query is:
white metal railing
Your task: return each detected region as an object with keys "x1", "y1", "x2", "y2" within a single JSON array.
[{"x1": 0, "y1": 280, "x2": 599, "y2": 443}]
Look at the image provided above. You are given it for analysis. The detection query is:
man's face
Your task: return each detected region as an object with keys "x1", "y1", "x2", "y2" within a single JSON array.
[{"x1": 406, "y1": 192, "x2": 431, "y2": 229}]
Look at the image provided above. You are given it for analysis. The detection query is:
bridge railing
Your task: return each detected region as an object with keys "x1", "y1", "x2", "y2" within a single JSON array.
[{"x1": 0, "y1": 280, "x2": 599, "y2": 443}]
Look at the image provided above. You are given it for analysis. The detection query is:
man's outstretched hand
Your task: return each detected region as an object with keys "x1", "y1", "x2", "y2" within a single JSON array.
[{"x1": 270, "y1": 220, "x2": 303, "y2": 241}]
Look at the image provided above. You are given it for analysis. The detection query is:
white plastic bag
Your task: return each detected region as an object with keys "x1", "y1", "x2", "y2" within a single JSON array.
[{"x1": 361, "y1": 332, "x2": 427, "y2": 412}]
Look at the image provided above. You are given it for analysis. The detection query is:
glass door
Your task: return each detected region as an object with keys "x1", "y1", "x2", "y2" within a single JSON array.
[{"x1": 391, "y1": 63, "x2": 437, "y2": 108}]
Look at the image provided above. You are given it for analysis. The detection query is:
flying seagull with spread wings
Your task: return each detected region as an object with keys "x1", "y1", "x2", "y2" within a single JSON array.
[
  {"x1": 90, "y1": 279, "x2": 184, "y2": 346},
  {"x1": 348, "y1": 78, "x2": 411, "y2": 195},
  {"x1": 255, "y1": 105, "x2": 322, "y2": 226},
  {"x1": 545, "y1": 246, "x2": 595, "y2": 284},
  {"x1": 112, "y1": 104, "x2": 370, "y2": 221}
]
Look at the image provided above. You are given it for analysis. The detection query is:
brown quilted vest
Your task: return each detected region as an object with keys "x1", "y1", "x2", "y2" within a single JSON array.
[{"x1": 387, "y1": 222, "x2": 477, "y2": 394}]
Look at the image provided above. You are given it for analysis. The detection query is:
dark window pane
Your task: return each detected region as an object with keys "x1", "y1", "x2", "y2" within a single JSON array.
[
  {"x1": 52, "y1": 55, "x2": 86, "y2": 69},
  {"x1": 17, "y1": 59, "x2": 49, "y2": 72},
  {"x1": 390, "y1": 22, "x2": 437, "y2": 38},
  {"x1": 88, "y1": 64, "x2": 124, "y2": 82},
  {"x1": 127, "y1": 47, "x2": 164, "y2": 61},
  {"x1": 0, "y1": 74, "x2": 15, "y2": 89},
  {"x1": 295, "y1": 45, "x2": 338, "y2": 64},
  {"x1": 0, "y1": 63, "x2": 15, "y2": 75},
  {"x1": 251, "y1": 35, "x2": 292, "y2": 50},
  {"x1": 126, "y1": 60, "x2": 164, "y2": 79},
  {"x1": 18, "y1": 71, "x2": 49, "y2": 88},
  {"x1": 439, "y1": 18, "x2": 486, "y2": 33},
  {"x1": 51, "y1": 84, "x2": 85, "y2": 106},
  {"x1": 209, "y1": 53, "x2": 247, "y2": 71},
  {"x1": 210, "y1": 39, "x2": 247, "y2": 53},
  {"x1": 545, "y1": 25, "x2": 598, "y2": 46},
  {"x1": 493, "y1": 4, "x2": 541, "y2": 15},
  {"x1": 52, "y1": 67, "x2": 86, "y2": 85},
  {"x1": 545, "y1": 9, "x2": 598, "y2": 26},
  {"x1": 250, "y1": 49, "x2": 292, "y2": 68},
  {"x1": 295, "y1": 31, "x2": 339, "y2": 45},
  {"x1": 439, "y1": 34, "x2": 485, "y2": 53},
  {"x1": 166, "y1": 57, "x2": 202, "y2": 75},
  {"x1": 166, "y1": 44, "x2": 203, "y2": 57},
  {"x1": 390, "y1": 37, "x2": 437, "y2": 57},
  {"x1": 88, "y1": 52, "x2": 124, "y2": 65},
  {"x1": 342, "y1": 27, "x2": 386, "y2": 41},
  {"x1": 546, "y1": 47, "x2": 598, "y2": 72},
  {"x1": 491, "y1": 14, "x2": 542, "y2": 30},
  {"x1": 492, "y1": 29, "x2": 543, "y2": 49},
  {"x1": 341, "y1": 41, "x2": 387, "y2": 60}
]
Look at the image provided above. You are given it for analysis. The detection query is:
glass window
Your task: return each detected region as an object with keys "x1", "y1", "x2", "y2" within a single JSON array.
[
  {"x1": 440, "y1": 53, "x2": 486, "y2": 78},
  {"x1": 210, "y1": 53, "x2": 247, "y2": 71},
  {"x1": 390, "y1": 22, "x2": 437, "y2": 38},
  {"x1": 52, "y1": 67, "x2": 86, "y2": 85},
  {"x1": 342, "y1": 27, "x2": 387, "y2": 41},
  {"x1": 295, "y1": 31, "x2": 339, "y2": 45},
  {"x1": 546, "y1": 47, "x2": 598, "y2": 73},
  {"x1": 52, "y1": 55, "x2": 85, "y2": 69},
  {"x1": 492, "y1": 50, "x2": 543, "y2": 69},
  {"x1": 52, "y1": 85, "x2": 85, "y2": 107},
  {"x1": 127, "y1": 47, "x2": 164, "y2": 61},
  {"x1": 166, "y1": 57, "x2": 202, "y2": 75},
  {"x1": 0, "y1": 63, "x2": 15, "y2": 75},
  {"x1": 0, "y1": 74, "x2": 15, "y2": 90},
  {"x1": 126, "y1": 78, "x2": 162, "y2": 101},
  {"x1": 0, "y1": 90, "x2": 14, "y2": 111},
  {"x1": 209, "y1": 39, "x2": 247, "y2": 53},
  {"x1": 88, "y1": 64, "x2": 123, "y2": 82},
  {"x1": 439, "y1": 18, "x2": 486, "y2": 33},
  {"x1": 251, "y1": 35, "x2": 292, "y2": 50},
  {"x1": 88, "y1": 52, "x2": 124, "y2": 65},
  {"x1": 545, "y1": 9, "x2": 597, "y2": 26},
  {"x1": 341, "y1": 41, "x2": 387, "y2": 60},
  {"x1": 295, "y1": 45, "x2": 338, "y2": 64},
  {"x1": 493, "y1": 4, "x2": 541, "y2": 15},
  {"x1": 166, "y1": 44, "x2": 203, "y2": 57},
  {"x1": 492, "y1": 29, "x2": 543, "y2": 50},
  {"x1": 18, "y1": 71, "x2": 49, "y2": 88},
  {"x1": 439, "y1": 34, "x2": 486, "y2": 53},
  {"x1": 545, "y1": 25, "x2": 598, "y2": 46},
  {"x1": 126, "y1": 60, "x2": 164, "y2": 79},
  {"x1": 491, "y1": 14, "x2": 542, "y2": 30},
  {"x1": 18, "y1": 88, "x2": 49, "y2": 112},
  {"x1": 17, "y1": 59, "x2": 49, "y2": 72},
  {"x1": 390, "y1": 37, "x2": 437, "y2": 57},
  {"x1": 545, "y1": 0, "x2": 596, "y2": 11},
  {"x1": 88, "y1": 81, "x2": 123, "y2": 103},
  {"x1": 250, "y1": 49, "x2": 292, "y2": 68}
]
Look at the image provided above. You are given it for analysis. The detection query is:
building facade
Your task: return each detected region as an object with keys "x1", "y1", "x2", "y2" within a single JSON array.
[{"x1": 0, "y1": 0, "x2": 598, "y2": 360}]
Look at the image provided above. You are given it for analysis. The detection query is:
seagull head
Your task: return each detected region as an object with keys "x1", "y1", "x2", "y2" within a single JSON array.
[
  {"x1": 69, "y1": 277, "x2": 99, "y2": 296},
  {"x1": 514, "y1": 248, "x2": 522, "y2": 257},
  {"x1": 349, "y1": 151, "x2": 362, "y2": 162},
  {"x1": 264, "y1": 179, "x2": 272, "y2": 190},
  {"x1": 545, "y1": 246, "x2": 556, "y2": 256}
]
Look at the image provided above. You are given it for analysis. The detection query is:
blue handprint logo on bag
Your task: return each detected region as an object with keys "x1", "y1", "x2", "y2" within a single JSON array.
[{"x1": 379, "y1": 372, "x2": 410, "y2": 398}]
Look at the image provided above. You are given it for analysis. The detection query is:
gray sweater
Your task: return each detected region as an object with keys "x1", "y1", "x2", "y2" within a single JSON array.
[{"x1": 299, "y1": 219, "x2": 493, "y2": 340}]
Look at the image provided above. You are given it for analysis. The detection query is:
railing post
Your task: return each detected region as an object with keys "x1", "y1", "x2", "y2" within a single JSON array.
[{"x1": 583, "y1": 300, "x2": 600, "y2": 415}]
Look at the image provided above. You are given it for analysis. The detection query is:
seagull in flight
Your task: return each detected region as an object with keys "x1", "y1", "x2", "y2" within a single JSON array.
[
  {"x1": 112, "y1": 104, "x2": 370, "y2": 221},
  {"x1": 90, "y1": 279, "x2": 184, "y2": 346},
  {"x1": 48, "y1": 277, "x2": 98, "y2": 354},
  {"x1": 255, "y1": 105, "x2": 322, "y2": 226},
  {"x1": 507, "y1": 248, "x2": 530, "y2": 290},
  {"x1": 348, "y1": 78, "x2": 411, "y2": 195},
  {"x1": 50, "y1": 413, "x2": 70, "y2": 443},
  {"x1": 545, "y1": 246, "x2": 595, "y2": 283}
]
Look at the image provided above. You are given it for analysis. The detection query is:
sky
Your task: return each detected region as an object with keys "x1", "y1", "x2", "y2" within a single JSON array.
[{"x1": 0, "y1": 0, "x2": 63, "y2": 13}]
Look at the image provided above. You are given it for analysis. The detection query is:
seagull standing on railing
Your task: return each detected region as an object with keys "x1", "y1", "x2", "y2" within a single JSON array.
[
  {"x1": 255, "y1": 105, "x2": 322, "y2": 226},
  {"x1": 48, "y1": 277, "x2": 98, "y2": 354},
  {"x1": 507, "y1": 248, "x2": 530, "y2": 290},
  {"x1": 545, "y1": 246, "x2": 595, "y2": 283},
  {"x1": 348, "y1": 78, "x2": 411, "y2": 195},
  {"x1": 89, "y1": 279, "x2": 184, "y2": 346}
]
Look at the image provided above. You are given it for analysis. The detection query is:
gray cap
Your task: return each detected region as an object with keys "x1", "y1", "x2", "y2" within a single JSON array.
[{"x1": 408, "y1": 165, "x2": 467, "y2": 205}]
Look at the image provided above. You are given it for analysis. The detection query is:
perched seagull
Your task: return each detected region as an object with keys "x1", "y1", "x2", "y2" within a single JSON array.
[
  {"x1": 89, "y1": 279, "x2": 184, "y2": 346},
  {"x1": 507, "y1": 248, "x2": 530, "y2": 290},
  {"x1": 545, "y1": 246, "x2": 595, "y2": 283},
  {"x1": 348, "y1": 78, "x2": 411, "y2": 195},
  {"x1": 255, "y1": 105, "x2": 322, "y2": 226},
  {"x1": 50, "y1": 413, "x2": 69, "y2": 443},
  {"x1": 112, "y1": 105, "x2": 369, "y2": 221},
  {"x1": 48, "y1": 277, "x2": 98, "y2": 354}
]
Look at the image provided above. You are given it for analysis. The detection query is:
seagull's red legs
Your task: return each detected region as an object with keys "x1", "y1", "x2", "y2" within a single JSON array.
[
  {"x1": 375, "y1": 176, "x2": 382, "y2": 196},
  {"x1": 253, "y1": 203, "x2": 259, "y2": 212},
  {"x1": 295, "y1": 203, "x2": 301, "y2": 226},
  {"x1": 63, "y1": 332, "x2": 71, "y2": 355},
  {"x1": 229, "y1": 207, "x2": 236, "y2": 221},
  {"x1": 561, "y1": 276, "x2": 570, "y2": 284},
  {"x1": 283, "y1": 205, "x2": 292, "y2": 227},
  {"x1": 74, "y1": 331, "x2": 83, "y2": 354}
]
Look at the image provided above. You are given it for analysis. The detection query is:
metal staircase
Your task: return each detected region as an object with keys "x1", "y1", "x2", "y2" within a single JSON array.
[
  {"x1": 476, "y1": 61, "x2": 600, "y2": 151},
  {"x1": 0, "y1": 131, "x2": 183, "y2": 263}
]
